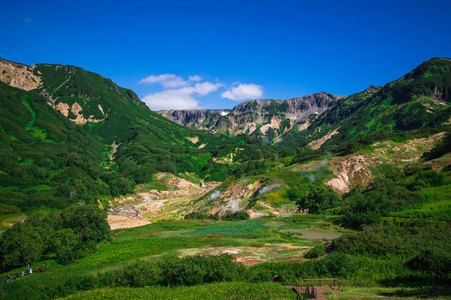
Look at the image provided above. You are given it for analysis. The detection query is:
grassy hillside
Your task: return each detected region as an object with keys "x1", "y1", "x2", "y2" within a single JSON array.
[{"x1": 0, "y1": 61, "x2": 276, "y2": 213}]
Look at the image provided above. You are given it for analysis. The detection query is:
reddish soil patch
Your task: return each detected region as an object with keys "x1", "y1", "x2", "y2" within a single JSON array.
[{"x1": 97, "y1": 230, "x2": 125, "y2": 248}]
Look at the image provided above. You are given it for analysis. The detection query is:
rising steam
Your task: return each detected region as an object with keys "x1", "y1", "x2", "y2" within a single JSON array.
[
  {"x1": 257, "y1": 184, "x2": 282, "y2": 197},
  {"x1": 205, "y1": 190, "x2": 221, "y2": 203}
]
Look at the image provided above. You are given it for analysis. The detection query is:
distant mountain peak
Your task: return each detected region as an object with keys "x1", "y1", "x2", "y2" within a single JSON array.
[{"x1": 157, "y1": 92, "x2": 343, "y2": 142}]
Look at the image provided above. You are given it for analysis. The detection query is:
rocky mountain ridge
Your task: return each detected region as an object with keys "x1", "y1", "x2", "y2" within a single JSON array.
[{"x1": 157, "y1": 92, "x2": 344, "y2": 142}]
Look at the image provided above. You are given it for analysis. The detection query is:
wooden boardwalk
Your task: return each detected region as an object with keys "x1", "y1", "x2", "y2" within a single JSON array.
[
  {"x1": 315, "y1": 286, "x2": 340, "y2": 299},
  {"x1": 288, "y1": 286, "x2": 339, "y2": 300},
  {"x1": 287, "y1": 278, "x2": 341, "y2": 300}
]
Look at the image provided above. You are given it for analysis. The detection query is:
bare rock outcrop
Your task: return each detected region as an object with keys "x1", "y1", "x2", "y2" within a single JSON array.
[{"x1": 0, "y1": 58, "x2": 42, "y2": 91}]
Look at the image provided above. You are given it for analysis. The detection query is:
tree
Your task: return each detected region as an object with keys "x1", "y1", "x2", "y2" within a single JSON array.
[
  {"x1": 50, "y1": 228, "x2": 79, "y2": 264},
  {"x1": 341, "y1": 191, "x2": 384, "y2": 229},
  {"x1": 0, "y1": 224, "x2": 44, "y2": 270},
  {"x1": 296, "y1": 185, "x2": 341, "y2": 214},
  {"x1": 0, "y1": 205, "x2": 110, "y2": 271},
  {"x1": 60, "y1": 205, "x2": 110, "y2": 244}
]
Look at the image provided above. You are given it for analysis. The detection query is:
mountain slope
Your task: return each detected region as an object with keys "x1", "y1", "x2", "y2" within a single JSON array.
[
  {"x1": 0, "y1": 58, "x2": 275, "y2": 211},
  {"x1": 158, "y1": 58, "x2": 451, "y2": 149},
  {"x1": 279, "y1": 57, "x2": 451, "y2": 149}
]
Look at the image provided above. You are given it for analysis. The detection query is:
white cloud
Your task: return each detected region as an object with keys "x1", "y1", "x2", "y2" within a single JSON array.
[
  {"x1": 221, "y1": 83, "x2": 263, "y2": 101},
  {"x1": 141, "y1": 79, "x2": 223, "y2": 110},
  {"x1": 139, "y1": 74, "x2": 189, "y2": 88},
  {"x1": 139, "y1": 74, "x2": 207, "y2": 89},
  {"x1": 139, "y1": 74, "x2": 265, "y2": 110},
  {"x1": 143, "y1": 90, "x2": 199, "y2": 110},
  {"x1": 189, "y1": 75, "x2": 202, "y2": 82},
  {"x1": 192, "y1": 82, "x2": 223, "y2": 96}
]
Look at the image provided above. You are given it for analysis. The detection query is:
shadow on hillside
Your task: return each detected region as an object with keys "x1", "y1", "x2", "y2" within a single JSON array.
[
  {"x1": 380, "y1": 286, "x2": 451, "y2": 298},
  {"x1": 380, "y1": 276, "x2": 451, "y2": 298}
]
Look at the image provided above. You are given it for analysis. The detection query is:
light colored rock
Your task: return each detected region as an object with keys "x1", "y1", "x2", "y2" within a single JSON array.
[
  {"x1": 270, "y1": 115, "x2": 281, "y2": 129},
  {"x1": 0, "y1": 60, "x2": 42, "y2": 91},
  {"x1": 259, "y1": 124, "x2": 272, "y2": 135},
  {"x1": 55, "y1": 102, "x2": 70, "y2": 117},
  {"x1": 186, "y1": 136, "x2": 199, "y2": 144},
  {"x1": 98, "y1": 104, "x2": 105, "y2": 116},
  {"x1": 71, "y1": 102, "x2": 83, "y2": 114},
  {"x1": 297, "y1": 119, "x2": 311, "y2": 132},
  {"x1": 308, "y1": 128, "x2": 340, "y2": 150}
]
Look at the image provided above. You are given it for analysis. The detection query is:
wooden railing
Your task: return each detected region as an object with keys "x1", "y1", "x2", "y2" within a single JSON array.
[
  {"x1": 289, "y1": 278, "x2": 318, "y2": 299},
  {"x1": 294, "y1": 285, "x2": 317, "y2": 300}
]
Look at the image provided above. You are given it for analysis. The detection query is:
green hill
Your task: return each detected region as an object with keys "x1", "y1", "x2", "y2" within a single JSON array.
[
  {"x1": 279, "y1": 57, "x2": 451, "y2": 150},
  {"x1": 0, "y1": 59, "x2": 274, "y2": 211}
]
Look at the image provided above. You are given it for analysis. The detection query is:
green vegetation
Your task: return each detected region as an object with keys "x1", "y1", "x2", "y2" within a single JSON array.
[
  {"x1": 63, "y1": 282, "x2": 295, "y2": 300},
  {"x1": 292, "y1": 184, "x2": 341, "y2": 214},
  {"x1": 279, "y1": 58, "x2": 451, "y2": 153},
  {"x1": 0, "y1": 64, "x2": 277, "y2": 213},
  {"x1": 0, "y1": 196, "x2": 449, "y2": 299},
  {"x1": 0, "y1": 205, "x2": 109, "y2": 270},
  {"x1": 341, "y1": 166, "x2": 450, "y2": 229}
]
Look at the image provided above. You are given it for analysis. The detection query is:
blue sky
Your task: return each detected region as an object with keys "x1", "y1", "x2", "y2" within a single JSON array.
[{"x1": 1, "y1": 0, "x2": 450, "y2": 110}]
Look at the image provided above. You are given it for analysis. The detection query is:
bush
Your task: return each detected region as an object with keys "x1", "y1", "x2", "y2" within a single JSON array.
[
  {"x1": 0, "y1": 205, "x2": 109, "y2": 271},
  {"x1": 305, "y1": 244, "x2": 326, "y2": 259},
  {"x1": 296, "y1": 184, "x2": 341, "y2": 214},
  {"x1": 222, "y1": 211, "x2": 250, "y2": 221},
  {"x1": 0, "y1": 204, "x2": 20, "y2": 216},
  {"x1": 184, "y1": 212, "x2": 208, "y2": 220}
]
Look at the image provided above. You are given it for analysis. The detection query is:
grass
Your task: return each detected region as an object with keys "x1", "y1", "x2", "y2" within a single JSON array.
[
  {"x1": 0, "y1": 212, "x2": 26, "y2": 233},
  {"x1": 390, "y1": 184, "x2": 451, "y2": 221},
  {"x1": 62, "y1": 282, "x2": 296, "y2": 300},
  {"x1": 1, "y1": 212, "x2": 450, "y2": 300},
  {"x1": 29, "y1": 127, "x2": 47, "y2": 140},
  {"x1": 325, "y1": 286, "x2": 451, "y2": 300}
]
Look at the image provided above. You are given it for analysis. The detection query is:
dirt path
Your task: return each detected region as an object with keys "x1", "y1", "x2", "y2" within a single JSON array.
[
  {"x1": 52, "y1": 69, "x2": 76, "y2": 96},
  {"x1": 315, "y1": 244, "x2": 333, "y2": 261},
  {"x1": 97, "y1": 230, "x2": 125, "y2": 248}
]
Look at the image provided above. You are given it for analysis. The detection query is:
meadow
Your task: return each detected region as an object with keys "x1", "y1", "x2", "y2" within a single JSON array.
[{"x1": 1, "y1": 207, "x2": 449, "y2": 300}]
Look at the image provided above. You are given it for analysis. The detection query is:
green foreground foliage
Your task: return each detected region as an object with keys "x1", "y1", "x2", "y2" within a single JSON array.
[
  {"x1": 63, "y1": 282, "x2": 295, "y2": 300},
  {"x1": 341, "y1": 166, "x2": 450, "y2": 229},
  {"x1": 0, "y1": 205, "x2": 449, "y2": 299},
  {"x1": 0, "y1": 205, "x2": 109, "y2": 271}
]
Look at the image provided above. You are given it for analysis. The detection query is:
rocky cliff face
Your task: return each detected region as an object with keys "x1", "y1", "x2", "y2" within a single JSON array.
[
  {"x1": 0, "y1": 58, "x2": 124, "y2": 126},
  {"x1": 158, "y1": 109, "x2": 232, "y2": 127},
  {"x1": 0, "y1": 58, "x2": 42, "y2": 91},
  {"x1": 156, "y1": 92, "x2": 344, "y2": 143}
]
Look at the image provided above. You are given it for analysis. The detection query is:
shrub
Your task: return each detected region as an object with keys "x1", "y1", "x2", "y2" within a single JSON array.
[
  {"x1": 222, "y1": 211, "x2": 250, "y2": 221},
  {"x1": 0, "y1": 204, "x2": 20, "y2": 216},
  {"x1": 296, "y1": 184, "x2": 341, "y2": 214},
  {"x1": 305, "y1": 244, "x2": 326, "y2": 259}
]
